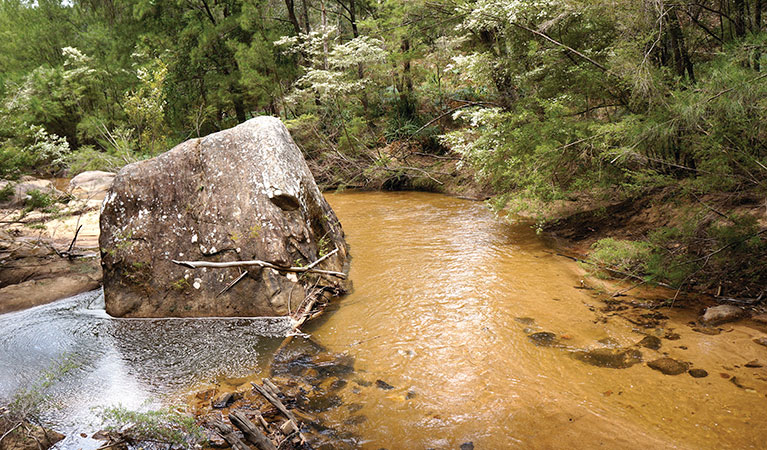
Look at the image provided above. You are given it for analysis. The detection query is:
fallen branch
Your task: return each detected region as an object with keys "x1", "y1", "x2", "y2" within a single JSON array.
[
  {"x1": 251, "y1": 380, "x2": 298, "y2": 425},
  {"x1": 210, "y1": 419, "x2": 249, "y2": 450},
  {"x1": 251, "y1": 380, "x2": 306, "y2": 445},
  {"x1": 229, "y1": 410, "x2": 277, "y2": 450},
  {"x1": 172, "y1": 248, "x2": 345, "y2": 279}
]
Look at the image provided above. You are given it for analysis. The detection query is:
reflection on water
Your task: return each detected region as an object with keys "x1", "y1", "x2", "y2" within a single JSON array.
[{"x1": 0, "y1": 291, "x2": 292, "y2": 449}]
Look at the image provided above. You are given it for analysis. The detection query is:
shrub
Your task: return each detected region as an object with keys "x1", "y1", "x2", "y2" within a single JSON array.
[
  {"x1": 98, "y1": 406, "x2": 205, "y2": 448},
  {"x1": 24, "y1": 189, "x2": 55, "y2": 209},
  {"x1": 585, "y1": 238, "x2": 654, "y2": 279},
  {"x1": 0, "y1": 182, "x2": 14, "y2": 202}
]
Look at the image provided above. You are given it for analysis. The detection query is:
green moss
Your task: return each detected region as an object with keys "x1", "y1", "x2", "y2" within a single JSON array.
[{"x1": 170, "y1": 278, "x2": 190, "y2": 291}]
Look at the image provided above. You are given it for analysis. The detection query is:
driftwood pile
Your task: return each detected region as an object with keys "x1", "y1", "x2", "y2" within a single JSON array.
[{"x1": 206, "y1": 379, "x2": 308, "y2": 450}]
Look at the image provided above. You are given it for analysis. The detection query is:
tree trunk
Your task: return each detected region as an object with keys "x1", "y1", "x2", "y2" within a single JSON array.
[
  {"x1": 668, "y1": 8, "x2": 695, "y2": 82},
  {"x1": 348, "y1": 0, "x2": 368, "y2": 113},
  {"x1": 321, "y1": 0, "x2": 328, "y2": 69},
  {"x1": 301, "y1": 0, "x2": 311, "y2": 33},
  {"x1": 735, "y1": 0, "x2": 746, "y2": 36},
  {"x1": 756, "y1": 0, "x2": 762, "y2": 71},
  {"x1": 284, "y1": 0, "x2": 302, "y2": 34}
]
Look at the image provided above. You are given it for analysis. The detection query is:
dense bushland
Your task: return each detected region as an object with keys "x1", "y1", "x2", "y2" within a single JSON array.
[{"x1": 1, "y1": 0, "x2": 765, "y2": 293}]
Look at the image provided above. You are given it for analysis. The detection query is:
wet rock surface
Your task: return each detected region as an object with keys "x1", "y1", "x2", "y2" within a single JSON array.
[
  {"x1": 528, "y1": 332, "x2": 558, "y2": 347},
  {"x1": 647, "y1": 357, "x2": 689, "y2": 375},
  {"x1": 688, "y1": 368, "x2": 708, "y2": 378},
  {"x1": 100, "y1": 117, "x2": 349, "y2": 317},
  {"x1": 637, "y1": 335, "x2": 662, "y2": 350},
  {"x1": 752, "y1": 314, "x2": 767, "y2": 324},
  {"x1": 573, "y1": 348, "x2": 643, "y2": 369}
]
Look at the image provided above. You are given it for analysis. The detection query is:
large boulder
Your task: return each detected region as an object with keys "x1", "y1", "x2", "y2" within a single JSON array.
[
  {"x1": 69, "y1": 170, "x2": 115, "y2": 200},
  {"x1": 99, "y1": 117, "x2": 349, "y2": 317}
]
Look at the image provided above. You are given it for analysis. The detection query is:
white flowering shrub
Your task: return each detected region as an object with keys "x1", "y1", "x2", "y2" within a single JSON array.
[
  {"x1": 275, "y1": 28, "x2": 386, "y2": 104},
  {"x1": 24, "y1": 125, "x2": 71, "y2": 171}
]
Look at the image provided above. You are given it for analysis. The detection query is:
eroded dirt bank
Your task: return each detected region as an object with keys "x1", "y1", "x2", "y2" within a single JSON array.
[{"x1": 0, "y1": 177, "x2": 104, "y2": 314}]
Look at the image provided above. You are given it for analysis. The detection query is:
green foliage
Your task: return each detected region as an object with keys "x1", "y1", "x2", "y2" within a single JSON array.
[
  {"x1": 123, "y1": 58, "x2": 170, "y2": 155},
  {"x1": 98, "y1": 405, "x2": 205, "y2": 448},
  {"x1": 585, "y1": 238, "x2": 654, "y2": 279},
  {"x1": 0, "y1": 182, "x2": 14, "y2": 202},
  {"x1": 24, "y1": 189, "x2": 55, "y2": 210},
  {"x1": 317, "y1": 235, "x2": 330, "y2": 257},
  {"x1": 0, "y1": 126, "x2": 71, "y2": 177},
  {"x1": 586, "y1": 209, "x2": 767, "y2": 289}
]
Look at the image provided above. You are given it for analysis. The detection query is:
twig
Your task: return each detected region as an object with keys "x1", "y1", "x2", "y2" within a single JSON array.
[
  {"x1": 511, "y1": 22, "x2": 610, "y2": 73},
  {"x1": 303, "y1": 247, "x2": 339, "y2": 270},
  {"x1": 706, "y1": 73, "x2": 767, "y2": 103},
  {"x1": 691, "y1": 191, "x2": 729, "y2": 220},
  {"x1": 66, "y1": 224, "x2": 83, "y2": 255},
  {"x1": 95, "y1": 441, "x2": 127, "y2": 450},
  {"x1": 251, "y1": 381, "x2": 298, "y2": 425},
  {"x1": 172, "y1": 256, "x2": 346, "y2": 279},
  {"x1": 217, "y1": 270, "x2": 249, "y2": 297},
  {"x1": 0, "y1": 421, "x2": 23, "y2": 444},
  {"x1": 381, "y1": 166, "x2": 445, "y2": 185}
]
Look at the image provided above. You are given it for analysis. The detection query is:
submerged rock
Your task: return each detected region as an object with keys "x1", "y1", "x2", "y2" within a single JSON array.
[
  {"x1": 573, "y1": 348, "x2": 643, "y2": 369},
  {"x1": 100, "y1": 117, "x2": 349, "y2": 317},
  {"x1": 637, "y1": 335, "x2": 662, "y2": 350},
  {"x1": 700, "y1": 304, "x2": 745, "y2": 326},
  {"x1": 692, "y1": 326, "x2": 721, "y2": 335},
  {"x1": 754, "y1": 337, "x2": 767, "y2": 347},
  {"x1": 688, "y1": 368, "x2": 708, "y2": 378},
  {"x1": 528, "y1": 332, "x2": 558, "y2": 347},
  {"x1": 597, "y1": 337, "x2": 621, "y2": 348},
  {"x1": 648, "y1": 357, "x2": 689, "y2": 375},
  {"x1": 375, "y1": 380, "x2": 395, "y2": 390}
]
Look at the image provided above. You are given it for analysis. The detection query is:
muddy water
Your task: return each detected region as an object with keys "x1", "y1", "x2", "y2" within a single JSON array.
[
  {"x1": 292, "y1": 191, "x2": 767, "y2": 449},
  {"x1": 2, "y1": 191, "x2": 767, "y2": 449}
]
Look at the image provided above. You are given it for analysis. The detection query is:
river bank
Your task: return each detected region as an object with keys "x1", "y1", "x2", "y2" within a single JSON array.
[{"x1": 0, "y1": 176, "x2": 104, "y2": 314}]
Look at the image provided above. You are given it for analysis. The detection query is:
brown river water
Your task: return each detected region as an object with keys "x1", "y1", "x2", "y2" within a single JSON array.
[
  {"x1": 204, "y1": 191, "x2": 767, "y2": 449},
  {"x1": 2, "y1": 191, "x2": 767, "y2": 449}
]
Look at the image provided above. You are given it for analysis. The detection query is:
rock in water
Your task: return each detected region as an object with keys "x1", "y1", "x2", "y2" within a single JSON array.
[
  {"x1": 637, "y1": 335, "x2": 662, "y2": 350},
  {"x1": 573, "y1": 348, "x2": 643, "y2": 369},
  {"x1": 700, "y1": 304, "x2": 745, "y2": 325},
  {"x1": 647, "y1": 357, "x2": 689, "y2": 375},
  {"x1": 100, "y1": 117, "x2": 349, "y2": 317}
]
